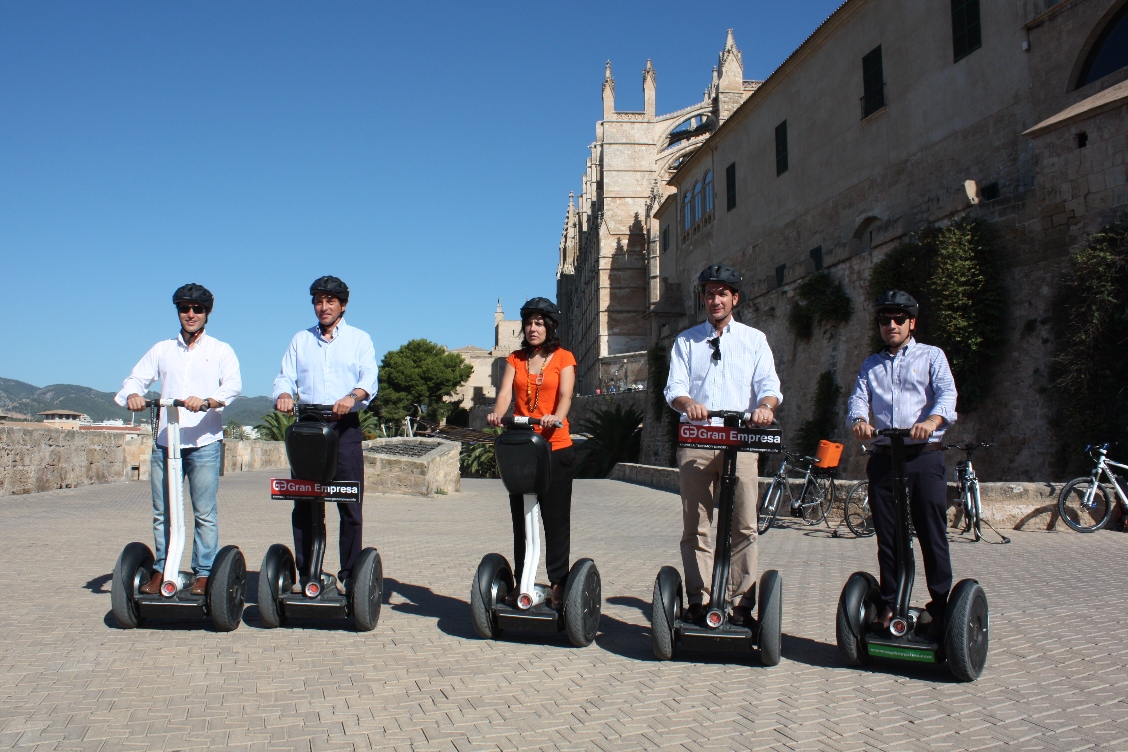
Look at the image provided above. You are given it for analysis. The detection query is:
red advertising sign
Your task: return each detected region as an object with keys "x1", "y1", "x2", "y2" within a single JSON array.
[
  {"x1": 269, "y1": 478, "x2": 361, "y2": 503},
  {"x1": 677, "y1": 423, "x2": 783, "y2": 453}
]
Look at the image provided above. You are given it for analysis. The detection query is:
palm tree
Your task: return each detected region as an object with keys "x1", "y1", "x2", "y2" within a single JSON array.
[
  {"x1": 358, "y1": 410, "x2": 381, "y2": 440},
  {"x1": 255, "y1": 410, "x2": 295, "y2": 441},
  {"x1": 574, "y1": 404, "x2": 644, "y2": 478},
  {"x1": 223, "y1": 420, "x2": 246, "y2": 440},
  {"x1": 459, "y1": 428, "x2": 502, "y2": 478}
]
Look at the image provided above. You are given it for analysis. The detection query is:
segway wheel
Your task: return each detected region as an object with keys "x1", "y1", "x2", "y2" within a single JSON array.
[
  {"x1": 470, "y1": 553, "x2": 512, "y2": 640},
  {"x1": 563, "y1": 558, "x2": 601, "y2": 647},
  {"x1": 836, "y1": 571, "x2": 879, "y2": 666},
  {"x1": 351, "y1": 547, "x2": 384, "y2": 632},
  {"x1": 207, "y1": 545, "x2": 246, "y2": 632},
  {"x1": 758, "y1": 570, "x2": 783, "y2": 666},
  {"x1": 111, "y1": 542, "x2": 154, "y2": 629},
  {"x1": 257, "y1": 544, "x2": 295, "y2": 629},
  {"x1": 945, "y1": 579, "x2": 989, "y2": 681},
  {"x1": 651, "y1": 566, "x2": 682, "y2": 661}
]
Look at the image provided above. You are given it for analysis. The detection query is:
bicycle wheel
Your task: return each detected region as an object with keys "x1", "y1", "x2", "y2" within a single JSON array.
[
  {"x1": 970, "y1": 480, "x2": 982, "y2": 542},
  {"x1": 802, "y1": 475, "x2": 834, "y2": 525},
  {"x1": 1058, "y1": 477, "x2": 1113, "y2": 532},
  {"x1": 758, "y1": 479, "x2": 784, "y2": 535},
  {"x1": 844, "y1": 481, "x2": 875, "y2": 537}
]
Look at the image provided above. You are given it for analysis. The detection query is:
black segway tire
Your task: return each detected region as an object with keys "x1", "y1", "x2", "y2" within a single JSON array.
[
  {"x1": 945, "y1": 579, "x2": 989, "y2": 681},
  {"x1": 208, "y1": 545, "x2": 246, "y2": 632},
  {"x1": 836, "y1": 571, "x2": 879, "y2": 666},
  {"x1": 758, "y1": 570, "x2": 783, "y2": 666},
  {"x1": 111, "y1": 542, "x2": 154, "y2": 629},
  {"x1": 257, "y1": 544, "x2": 295, "y2": 629},
  {"x1": 651, "y1": 566, "x2": 682, "y2": 660},
  {"x1": 564, "y1": 558, "x2": 601, "y2": 647},
  {"x1": 351, "y1": 547, "x2": 384, "y2": 632},
  {"x1": 470, "y1": 553, "x2": 512, "y2": 640}
]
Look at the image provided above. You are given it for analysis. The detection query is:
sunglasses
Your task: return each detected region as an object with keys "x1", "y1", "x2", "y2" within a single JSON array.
[
  {"x1": 708, "y1": 337, "x2": 721, "y2": 362},
  {"x1": 875, "y1": 314, "x2": 909, "y2": 327},
  {"x1": 178, "y1": 304, "x2": 206, "y2": 315}
]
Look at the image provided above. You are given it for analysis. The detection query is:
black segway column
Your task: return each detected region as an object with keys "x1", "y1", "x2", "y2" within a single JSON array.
[
  {"x1": 111, "y1": 399, "x2": 246, "y2": 631},
  {"x1": 835, "y1": 428, "x2": 988, "y2": 680},
  {"x1": 469, "y1": 416, "x2": 601, "y2": 646},
  {"x1": 651, "y1": 412, "x2": 783, "y2": 664},
  {"x1": 258, "y1": 404, "x2": 382, "y2": 631}
]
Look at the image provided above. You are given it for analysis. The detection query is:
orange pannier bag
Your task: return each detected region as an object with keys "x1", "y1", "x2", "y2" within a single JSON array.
[{"x1": 813, "y1": 440, "x2": 844, "y2": 469}]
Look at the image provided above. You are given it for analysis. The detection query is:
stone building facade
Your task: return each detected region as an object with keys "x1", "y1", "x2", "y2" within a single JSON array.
[
  {"x1": 556, "y1": 32, "x2": 760, "y2": 394},
  {"x1": 642, "y1": 0, "x2": 1128, "y2": 480},
  {"x1": 450, "y1": 301, "x2": 523, "y2": 410}
]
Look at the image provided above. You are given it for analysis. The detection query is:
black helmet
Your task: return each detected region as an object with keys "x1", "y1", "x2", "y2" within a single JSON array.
[
  {"x1": 519, "y1": 297, "x2": 560, "y2": 324},
  {"x1": 874, "y1": 290, "x2": 919, "y2": 318},
  {"x1": 172, "y1": 283, "x2": 214, "y2": 311},
  {"x1": 698, "y1": 263, "x2": 741, "y2": 294},
  {"x1": 310, "y1": 276, "x2": 349, "y2": 305}
]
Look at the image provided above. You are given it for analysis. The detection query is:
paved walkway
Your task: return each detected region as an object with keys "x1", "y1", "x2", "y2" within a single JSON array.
[{"x1": 0, "y1": 472, "x2": 1124, "y2": 751}]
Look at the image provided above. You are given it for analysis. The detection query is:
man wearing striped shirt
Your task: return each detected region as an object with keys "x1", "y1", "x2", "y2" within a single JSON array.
[
  {"x1": 847, "y1": 290, "x2": 957, "y2": 638},
  {"x1": 664, "y1": 264, "x2": 783, "y2": 627}
]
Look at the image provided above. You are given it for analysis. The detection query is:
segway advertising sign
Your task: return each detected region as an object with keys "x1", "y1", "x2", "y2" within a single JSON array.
[
  {"x1": 677, "y1": 423, "x2": 783, "y2": 453},
  {"x1": 269, "y1": 478, "x2": 361, "y2": 503}
]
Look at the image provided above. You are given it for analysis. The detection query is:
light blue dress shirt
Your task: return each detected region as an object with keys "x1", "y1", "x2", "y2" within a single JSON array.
[
  {"x1": 846, "y1": 338, "x2": 958, "y2": 445},
  {"x1": 272, "y1": 319, "x2": 379, "y2": 410},
  {"x1": 664, "y1": 320, "x2": 783, "y2": 425}
]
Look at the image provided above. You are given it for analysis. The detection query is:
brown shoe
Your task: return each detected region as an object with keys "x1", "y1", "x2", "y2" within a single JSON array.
[
  {"x1": 877, "y1": 606, "x2": 893, "y2": 628},
  {"x1": 190, "y1": 577, "x2": 208, "y2": 596},
  {"x1": 551, "y1": 583, "x2": 564, "y2": 610},
  {"x1": 730, "y1": 606, "x2": 754, "y2": 627},
  {"x1": 139, "y1": 570, "x2": 162, "y2": 595}
]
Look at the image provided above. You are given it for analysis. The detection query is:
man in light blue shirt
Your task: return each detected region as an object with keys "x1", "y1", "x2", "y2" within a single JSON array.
[
  {"x1": 847, "y1": 290, "x2": 957, "y2": 637},
  {"x1": 273, "y1": 276, "x2": 378, "y2": 594}
]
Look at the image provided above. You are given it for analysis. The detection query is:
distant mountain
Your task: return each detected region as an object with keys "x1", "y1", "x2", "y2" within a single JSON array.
[{"x1": 0, "y1": 377, "x2": 274, "y2": 425}]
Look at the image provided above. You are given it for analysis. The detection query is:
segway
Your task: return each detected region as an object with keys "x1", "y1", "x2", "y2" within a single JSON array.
[
  {"x1": 257, "y1": 404, "x2": 383, "y2": 631},
  {"x1": 111, "y1": 399, "x2": 246, "y2": 631},
  {"x1": 835, "y1": 428, "x2": 989, "y2": 681},
  {"x1": 469, "y1": 416, "x2": 601, "y2": 647},
  {"x1": 650, "y1": 411, "x2": 784, "y2": 665}
]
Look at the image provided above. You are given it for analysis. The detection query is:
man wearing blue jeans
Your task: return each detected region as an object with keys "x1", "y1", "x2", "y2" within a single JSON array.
[{"x1": 116, "y1": 284, "x2": 242, "y2": 596}]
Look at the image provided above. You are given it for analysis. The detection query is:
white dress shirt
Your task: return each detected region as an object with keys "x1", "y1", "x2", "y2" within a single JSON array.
[
  {"x1": 272, "y1": 319, "x2": 379, "y2": 410},
  {"x1": 664, "y1": 319, "x2": 783, "y2": 425},
  {"x1": 115, "y1": 332, "x2": 242, "y2": 448}
]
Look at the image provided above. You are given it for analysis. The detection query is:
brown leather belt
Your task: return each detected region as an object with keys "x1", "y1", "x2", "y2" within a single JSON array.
[{"x1": 870, "y1": 442, "x2": 941, "y2": 458}]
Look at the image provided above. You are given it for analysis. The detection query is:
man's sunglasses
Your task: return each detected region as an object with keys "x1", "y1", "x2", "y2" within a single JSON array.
[
  {"x1": 178, "y1": 304, "x2": 207, "y2": 315},
  {"x1": 708, "y1": 337, "x2": 721, "y2": 362},
  {"x1": 875, "y1": 314, "x2": 909, "y2": 327}
]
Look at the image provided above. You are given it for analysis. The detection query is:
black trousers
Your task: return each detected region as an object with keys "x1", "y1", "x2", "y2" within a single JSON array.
[
  {"x1": 292, "y1": 413, "x2": 364, "y2": 581},
  {"x1": 867, "y1": 449, "x2": 952, "y2": 620},
  {"x1": 509, "y1": 445, "x2": 575, "y2": 586}
]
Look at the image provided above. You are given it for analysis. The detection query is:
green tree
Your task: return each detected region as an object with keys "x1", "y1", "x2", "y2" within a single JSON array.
[
  {"x1": 459, "y1": 428, "x2": 502, "y2": 478},
  {"x1": 358, "y1": 410, "x2": 381, "y2": 440},
  {"x1": 787, "y1": 271, "x2": 853, "y2": 340},
  {"x1": 574, "y1": 404, "x2": 644, "y2": 478},
  {"x1": 255, "y1": 410, "x2": 295, "y2": 441},
  {"x1": 794, "y1": 370, "x2": 842, "y2": 455},
  {"x1": 373, "y1": 339, "x2": 473, "y2": 425},
  {"x1": 223, "y1": 420, "x2": 247, "y2": 440}
]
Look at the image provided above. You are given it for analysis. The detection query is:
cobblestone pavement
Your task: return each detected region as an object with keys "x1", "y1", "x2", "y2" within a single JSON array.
[{"x1": 0, "y1": 472, "x2": 1125, "y2": 751}]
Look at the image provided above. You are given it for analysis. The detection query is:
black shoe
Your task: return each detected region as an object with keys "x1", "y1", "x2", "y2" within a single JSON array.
[
  {"x1": 916, "y1": 611, "x2": 944, "y2": 640},
  {"x1": 729, "y1": 606, "x2": 754, "y2": 627},
  {"x1": 683, "y1": 603, "x2": 704, "y2": 624}
]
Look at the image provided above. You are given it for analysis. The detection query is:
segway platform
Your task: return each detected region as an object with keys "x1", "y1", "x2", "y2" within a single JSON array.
[
  {"x1": 652, "y1": 412, "x2": 784, "y2": 664},
  {"x1": 469, "y1": 416, "x2": 602, "y2": 647}
]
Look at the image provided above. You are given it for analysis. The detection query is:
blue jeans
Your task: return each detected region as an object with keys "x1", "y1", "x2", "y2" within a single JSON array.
[{"x1": 150, "y1": 440, "x2": 222, "y2": 577}]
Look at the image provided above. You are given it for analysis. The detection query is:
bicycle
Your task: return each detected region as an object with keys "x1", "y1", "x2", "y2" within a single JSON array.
[
  {"x1": 1058, "y1": 443, "x2": 1128, "y2": 532},
  {"x1": 944, "y1": 442, "x2": 1010, "y2": 544},
  {"x1": 757, "y1": 450, "x2": 836, "y2": 534}
]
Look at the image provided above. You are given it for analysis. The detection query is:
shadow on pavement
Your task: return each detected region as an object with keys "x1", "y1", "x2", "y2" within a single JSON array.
[
  {"x1": 84, "y1": 573, "x2": 112, "y2": 594},
  {"x1": 384, "y1": 577, "x2": 476, "y2": 639}
]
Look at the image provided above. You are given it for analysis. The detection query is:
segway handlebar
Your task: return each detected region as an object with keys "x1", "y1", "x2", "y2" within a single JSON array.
[
  {"x1": 499, "y1": 415, "x2": 564, "y2": 429},
  {"x1": 142, "y1": 398, "x2": 187, "y2": 408},
  {"x1": 877, "y1": 428, "x2": 912, "y2": 438},
  {"x1": 294, "y1": 403, "x2": 338, "y2": 415}
]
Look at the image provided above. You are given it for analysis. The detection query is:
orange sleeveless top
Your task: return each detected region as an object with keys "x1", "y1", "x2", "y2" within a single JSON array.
[{"x1": 507, "y1": 348, "x2": 576, "y2": 449}]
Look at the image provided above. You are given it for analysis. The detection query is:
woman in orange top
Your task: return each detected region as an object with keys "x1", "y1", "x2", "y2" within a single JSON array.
[{"x1": 488, "y1": 297, "x2": 577, "y2": 609}]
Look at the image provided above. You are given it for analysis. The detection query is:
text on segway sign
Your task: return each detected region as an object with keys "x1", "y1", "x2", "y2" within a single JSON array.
[
  {"x1": 677, "y1": 423, "x2": 783, "y2": 453},
  {"x1": 269, "y1": 478, "x2": 361, "y2": 502}
]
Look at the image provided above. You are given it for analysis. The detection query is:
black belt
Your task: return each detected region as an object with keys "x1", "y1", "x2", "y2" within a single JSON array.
[{"x1": 870, "y1": 442, "x2": 940, "y2": 458}]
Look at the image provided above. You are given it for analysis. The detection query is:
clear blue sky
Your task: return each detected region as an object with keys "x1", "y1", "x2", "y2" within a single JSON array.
[{"x1": 0, "y1": 1, "x2": 842, "y2": 397}]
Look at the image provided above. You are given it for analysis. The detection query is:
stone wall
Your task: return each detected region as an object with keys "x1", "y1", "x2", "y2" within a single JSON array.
[
  {"x1": 223, "y1": 440, "x2": 289, "y2": 474},
  {"x1": 0, "y1": 425, "x2": 152, "y2": 496},
  {"x1": 362, "y1": 438, "x2": 460, "y2": 497}
]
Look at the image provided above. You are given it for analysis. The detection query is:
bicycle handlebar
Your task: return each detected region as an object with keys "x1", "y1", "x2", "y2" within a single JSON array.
[{"x1": 943, "y1": 441, "x2": 995, "y2": 452}]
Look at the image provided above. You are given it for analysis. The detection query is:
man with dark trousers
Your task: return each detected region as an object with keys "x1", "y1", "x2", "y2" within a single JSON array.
[
  {"x1": 847, "y1": 291, "x2": 957, "y2": 638},
  {"x1": 273, "y1": 276, "x2": 378, "y2": 595}
]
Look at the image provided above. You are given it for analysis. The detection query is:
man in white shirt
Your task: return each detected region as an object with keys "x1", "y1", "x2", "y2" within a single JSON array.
[
  {"x1": 664, "y1": 264, "x2": 782, "y2": 626},
  {"x1": 116, "y1": 284, "x2": 242, "y2": 596},
  {"x1": 273, "y1": 276, "x2": 378, "y2": 594}
]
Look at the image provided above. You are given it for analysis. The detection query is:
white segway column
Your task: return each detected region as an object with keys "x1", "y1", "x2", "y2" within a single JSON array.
[
  {"x1": 159, "y1": 399, "x2": 189, "y2": 597},
  {"x1": 516, "y1": 495, "x2": 548, "y2": 609}
]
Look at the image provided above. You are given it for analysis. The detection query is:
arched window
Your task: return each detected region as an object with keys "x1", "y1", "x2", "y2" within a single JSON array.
[
  {"x1": 683, "y1": 191, "x2": 692, "y2": 229},
  {"x1": 703, "y1": 171, "x2": 714, "y2": 213},
  {"x1": 693, "y1": 181, "x2": 702, "y2": 225},
  {"x1": 1077, "y1": 4, "x2": 1128, "y2": 88}
]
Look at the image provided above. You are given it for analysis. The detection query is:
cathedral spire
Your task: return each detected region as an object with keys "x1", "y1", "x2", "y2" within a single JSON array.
[
  {"x1": 602, "y1": 61, "x2": 615, "y2": 120},
  {"x1": 718, "y1": 28, "x2": 743, "y2": 93},
  {"x1": 643, "y1": 59, "x2": 656, "y2": 119}
]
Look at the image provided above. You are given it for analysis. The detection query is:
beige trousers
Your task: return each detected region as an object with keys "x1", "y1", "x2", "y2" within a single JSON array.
[{"x1": 677, "y1": 448, "x2": 759, "y2": 609}]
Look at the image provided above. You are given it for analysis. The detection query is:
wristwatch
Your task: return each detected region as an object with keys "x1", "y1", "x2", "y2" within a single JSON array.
[
  {"x1": 851, "y1": 416, "x2": 867, "y2": 426},
  {"x1": 202, "y1": 398, "x2": 212, "y2": 410},
  {"x1": 757, "y1": 403, "x2": 775, "y2": 411}
]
